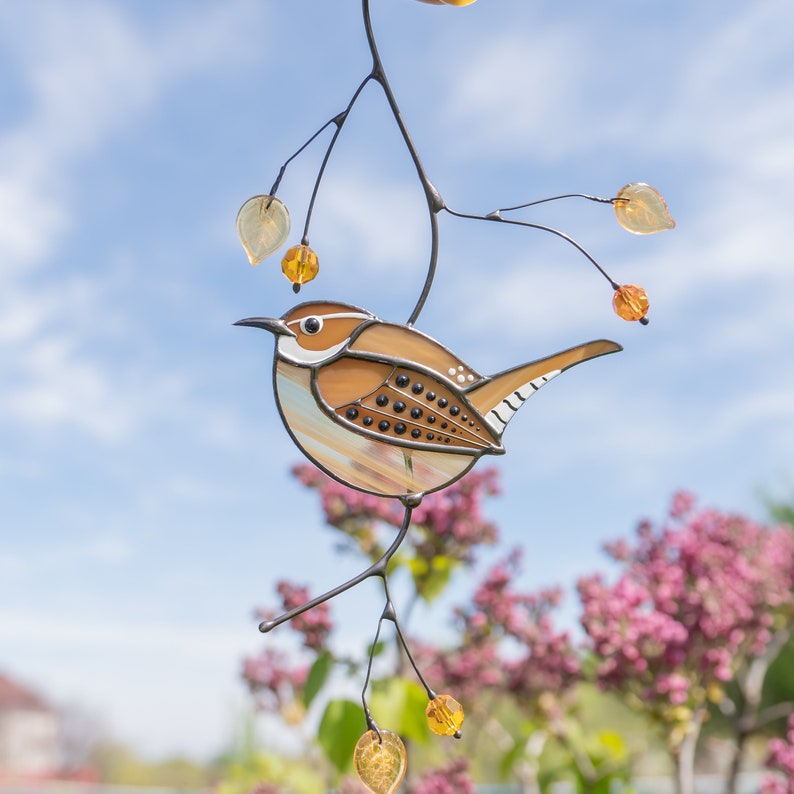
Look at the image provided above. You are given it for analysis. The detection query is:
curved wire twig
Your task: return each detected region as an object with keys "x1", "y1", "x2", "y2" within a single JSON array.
[
  {"x1": 362, "y1": 0, "x2": 443, "y2": 326},
  {"x1": 259, "y1": 503, "x2": 414, "y2": 633}
]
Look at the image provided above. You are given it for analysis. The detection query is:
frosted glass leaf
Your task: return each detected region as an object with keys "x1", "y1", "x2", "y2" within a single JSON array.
[
  {"x1": 354, "y1": 730, "x2": 407, "y2": 794},
  {"x1": 614, "y1": 183, "x2": 675, "y2": 235},
  {"x1": 236, "y1": 195, "x2": 290, "y2": 265},
  {"x1": 426, "y1": 694, "x2": 464, "y2": 736}
]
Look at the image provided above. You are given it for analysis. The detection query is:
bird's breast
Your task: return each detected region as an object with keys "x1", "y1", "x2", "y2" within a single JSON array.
[{"x1": 274, "y1": 361, "x2": 490, "y2": 499}]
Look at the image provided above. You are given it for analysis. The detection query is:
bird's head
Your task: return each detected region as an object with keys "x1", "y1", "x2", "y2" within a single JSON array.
[{"x1": 235, "y1": 301, "x2": 376, "y2": 365}]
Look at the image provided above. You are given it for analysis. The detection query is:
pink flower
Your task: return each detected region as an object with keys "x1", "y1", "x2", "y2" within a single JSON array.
[
  {"x1": 411, "y1": 758, "x2": 475, "y2": 794},
  {"x1": 578, "y1": 492, "x2": 794, "y2": 722}
]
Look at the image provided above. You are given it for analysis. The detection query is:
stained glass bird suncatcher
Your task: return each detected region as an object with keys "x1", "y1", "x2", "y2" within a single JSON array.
[
  {"x1": 233, "y1": 0, "x2": 674, "y2": 789},
  {"x1": 236, "y1": 301, "x2": 621, "y2": 499}
]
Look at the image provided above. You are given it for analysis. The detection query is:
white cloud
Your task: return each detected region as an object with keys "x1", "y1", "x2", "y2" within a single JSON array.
[
  {"x1": 0, "y1": 0, "x2": 268, "y2": 441},
  {"x1": 440, "y1": 28, "x2": 588, "y2": 162}
]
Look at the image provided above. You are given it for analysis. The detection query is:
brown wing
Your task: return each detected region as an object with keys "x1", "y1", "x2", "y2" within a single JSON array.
[
  {"x1": 349, "y1": 322, "x2": 485, "y2": 387},
  {"x1": 314, "y1": 356, "x2": 502, "y2": 455}
]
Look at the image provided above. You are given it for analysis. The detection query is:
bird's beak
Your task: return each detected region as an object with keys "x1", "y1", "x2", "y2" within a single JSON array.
[{"x1": 234, "y1": 317, "x2": 296, "y2": 337}]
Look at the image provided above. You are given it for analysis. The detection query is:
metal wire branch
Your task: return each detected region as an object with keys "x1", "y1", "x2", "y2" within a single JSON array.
[
  {"x1": 259, "y1": 502, "x2": 414, "y2": 634},
  {"x1": 442, "y1": 204, "x2": 621, "y2": 290}
]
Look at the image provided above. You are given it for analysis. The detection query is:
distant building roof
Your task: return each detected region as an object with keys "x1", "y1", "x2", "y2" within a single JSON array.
[{"x1": 0, "y1": 674, "x2": 51, "y2": 712}]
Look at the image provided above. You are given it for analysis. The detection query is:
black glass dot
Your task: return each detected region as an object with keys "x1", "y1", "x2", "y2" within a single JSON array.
[
  {"x1": 345, "y1": 407, "x2": 359, "y2": 420},
  {"x1": 394, "y1": 422, "x2": 407, "y2": 435},
  {"x1": 395, "y1": 374, "x2": 410, "y2": 388},
  {"x1": 412, "y1": 383, "x2": 424, "y2": 395},
  {"x1": 411, "y1": 428, "x2": 422, "y2": 439},
  {"x1": 375, "y1": 394, "x2": 389, "y2": 407},
  {"x1": 363, "y1": 416, "x2": 374, "y2": 426},
  {"x1": 427, "y1": 432, "x2": 435, "y2": 440},
  {"x1": 449, "y1": 405, "x2": 460, "y2": 416},
  {"x1": 441, "y1": 422, "x2": 448, "y2": 429},
  {"x1": 426, "y1": 391, "x2": 436, "y2": 401},
  {"x1": 469, "y1": 421, "x2": 475, "y2": 427},
  {"x1": 378, "y1": 419, "x2": 390, "y2": 432},
  {"x1": 393, "y1": 401, "x2": 406, "y2": 413},
  {"x1": 427, "y1": 416, "x2": 436, "y2": 424},
  {"x1": 410, "y1": 407, "x2": 423, "y2": 419},
  {"x1": 462, "y1": 414, "x2": 468, "y2": 422},
  {"x1": 437, "y1": 397, "x2": 449, "y2": 409},
  {"x1": 444, "y1": 438, "x2": 451, "y2": 444}
]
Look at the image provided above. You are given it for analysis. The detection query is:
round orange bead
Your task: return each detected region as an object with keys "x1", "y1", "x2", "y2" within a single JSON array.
[
  {"x1": 281, "y1": 244, "x2": 319, "y2": 289},
  {"x1": 612, "y1": 284, "x2": 650, "y2": 322},
  {"x1": 426, "y1": 694, "x2": 464, "y2": 736}
]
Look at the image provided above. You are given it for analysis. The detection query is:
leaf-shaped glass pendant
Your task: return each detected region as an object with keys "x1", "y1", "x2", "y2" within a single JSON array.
[
  {"x1": 426, "y1": 694, "x2": 464, "y2": 736},
  {"x1": 236, "y1": 195, "x2": 290, "y2": 265},
  {"x1": 614, "y1": 183, "x2": 675, "y2": 234},
  {"x1": 354, "y1": 730, "x2": 407, "y2": 794}
]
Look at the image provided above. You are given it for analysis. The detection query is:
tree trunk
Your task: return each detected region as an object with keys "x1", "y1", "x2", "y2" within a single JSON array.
[
  {"x1": 672, "y1": 713, "x2": 704, "y2": 794},
  {"x1": 726, "y1": 628, "x2": 791, "y2": 794}
]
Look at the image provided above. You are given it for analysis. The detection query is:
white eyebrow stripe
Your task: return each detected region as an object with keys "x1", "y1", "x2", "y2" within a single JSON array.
[{"x1": 286, "y1": 312, "x2": 372, "y2": 327}]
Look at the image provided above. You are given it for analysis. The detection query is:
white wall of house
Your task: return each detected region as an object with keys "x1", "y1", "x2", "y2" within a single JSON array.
[{"x1": 0, "y1": 708, "x2": 61, "y2": 777}]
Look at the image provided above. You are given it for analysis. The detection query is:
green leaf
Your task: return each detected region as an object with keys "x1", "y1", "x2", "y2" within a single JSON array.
[
  {"x1": 303, "y1": 652, "x2": 333, "y2": 709},
  {"x1": 370, "y1": 678, "x2": 431, "y2": 743},
  {"x1": 317, "y1": 699, "x2": 364, "y2": 774},
  {"x1": 366, "y1": 640, "x2": 386, "y2": 659},
  {"x1": 408, "y1": 554, "x2": 456, "y2": 603},
  {"x1": 594, "y1": 729, "x2": 627, "y2": 761}
]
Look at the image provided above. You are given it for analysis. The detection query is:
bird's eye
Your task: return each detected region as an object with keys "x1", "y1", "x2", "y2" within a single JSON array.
[{"x1": 300, "y1": 316, "x2": 323, "y2": 335}]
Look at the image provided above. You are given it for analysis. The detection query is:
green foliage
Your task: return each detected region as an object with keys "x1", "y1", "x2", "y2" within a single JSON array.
[
  {"x1": 303, "y1": 651, "x2": 333, "y2": 709},
  {"x1": 91, "y1": 742, "x2": 216, "y2": 788},
  {"x1": 407, "y1": 552, "x2": 455, "y2": 603},
  {"x1": 370, "y1": 678, "x2": 432, "y2": 743},
  {"x1": 318, "y1": 699, "x2": 364, "y2": 774},
  {"x1": 763, "y1": 491, "x2": 794, "y2": 527},
  {"x1": 761, "y1": 637, "x2": 794, "y2": 729},
  {"x1": 216, "y1": 752, "x2": 324, "y2": 794}
]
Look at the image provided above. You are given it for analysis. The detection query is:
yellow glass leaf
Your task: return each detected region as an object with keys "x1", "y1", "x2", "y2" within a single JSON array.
[
  {"x1": 614, "y1": 183, "x2": 675, "y2": 235},
  {"x1": 441, "y1": 0, "x2": 478, "y2": 5},
  {"x1": 426, "y1": 694, "x2": 464, "y2": 736},
  {"x1": 236, "y1": 195, "x2": 290, "y2": 265},
  {"x1": 354, "y1": 730, "x2": 407, "y2": 794},
  {"x1": 612, "y1": 284, "x2": 649, "y2": 322},
  {"x1": 281, "y1": 244, "x2": 319, "y2": 289}
]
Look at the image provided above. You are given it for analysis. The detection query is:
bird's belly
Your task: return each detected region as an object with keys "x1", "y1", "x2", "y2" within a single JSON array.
[{"x1": 275, "y1": 363, "x2": 476, "y2": 498}]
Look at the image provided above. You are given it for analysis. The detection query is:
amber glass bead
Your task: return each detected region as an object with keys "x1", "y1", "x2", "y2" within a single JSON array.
[
  {"x1": 281, "y1": 244, "x2": 319, "y2": 288},
  {"x1": 614, "y1": 183, "x2": 675, "y2": 235},
  {"x1": 236, "y1": 195, "x2": 290, "y2": 265},
  {"x1": 353, "y1": 730, "x2": 407, "y2": 794},
  {"x1": 613, "y1": 284, "x2": 650, "y2": 322},
  {"x1": 426, "y1": 694, "x2": 464, "y2": 736}
]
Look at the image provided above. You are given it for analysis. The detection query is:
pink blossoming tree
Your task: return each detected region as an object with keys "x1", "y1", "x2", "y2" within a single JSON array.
[
  {"x1": 762, "y1": 715, "x2": 794, "y2": 794},
  {"x1": 238, "y1": 472, "x2": 794, "y2": 794},
  {"x1": 578, "y1": 492, "x2": 794, "y2": 794}
]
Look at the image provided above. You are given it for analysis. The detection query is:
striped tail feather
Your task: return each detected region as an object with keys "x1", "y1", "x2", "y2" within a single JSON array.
[{"x1": 465, "y1": 339, "x2": 622, "y2": 436}]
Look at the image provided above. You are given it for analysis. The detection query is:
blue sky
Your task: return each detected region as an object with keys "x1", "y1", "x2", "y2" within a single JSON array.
[{"x1": 1, "y1": 0, "x2": 793, "y2": 762}]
